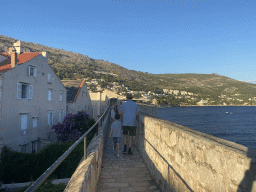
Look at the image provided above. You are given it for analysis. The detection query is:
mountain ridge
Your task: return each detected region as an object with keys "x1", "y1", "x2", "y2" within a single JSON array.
[{"x1": 1, "y1": 34, "x2": 256, "y2": 105}]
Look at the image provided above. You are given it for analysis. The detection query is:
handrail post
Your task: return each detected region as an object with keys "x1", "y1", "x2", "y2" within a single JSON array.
[{"x1": 84, "y1": 136, "x2": 87, "y2": 160}]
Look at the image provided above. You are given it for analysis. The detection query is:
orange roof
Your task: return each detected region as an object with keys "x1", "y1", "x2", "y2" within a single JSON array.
[
  {"x1": 0, "y1": 64, "x2": 14, "y2": 73},
  {"x1": 0, "y1": 52, "x2": 41, "y2": 73},
  {"x1": 74, "y1": 80, "x2": 85, "y2": 101}
]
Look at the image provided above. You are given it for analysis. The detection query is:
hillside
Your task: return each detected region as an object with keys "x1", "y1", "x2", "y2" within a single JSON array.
[{"x1": 1, "y1": 34, "x2": 256, "y2": 104}]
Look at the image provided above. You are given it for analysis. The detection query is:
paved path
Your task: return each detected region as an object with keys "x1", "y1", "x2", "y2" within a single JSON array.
[{"x1": 97, "y1": 122, "x2": 162, "y2": 192}]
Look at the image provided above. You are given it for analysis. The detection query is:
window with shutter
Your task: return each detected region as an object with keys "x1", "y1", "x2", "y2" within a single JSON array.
[
  {"x1": 59, "y1": 91, "x2": 63, "y2": 101},
  {"x1": 33, "y1": 118, "x2": 37, "y2": 127},
  {"x1": 21, "y1": 114, "x2": 27, "y2": 135},
  {"x1": 48, "y1": 111, "x2": 53, "y2": 125},
  {"x1": 30, "y1": 67, "x2": 34, "y2": 76},
  {"x1": 48, "y1": 112, "x2": 50, "y2": 125},
  {"x1": 52, "y1": 111, "x2": 54, "y2": 125},
  {"x1": 29, "y1": 85, "x2": 33, "y2": 100},
  {"x1": 28, "y1": 66, "x2": 36, "y2": 77},
  {"x1": 32, "y1": 141, "x2": 37, "y2": 153},
  {"x1": 17, "y1": 83, "x2": 22, "y2": 99},
  {"x1": 21, "y1": 145, "x2": 26, "y2": 153},
  {"x1": 59, "y1": 111, "x2": 61, "y2": 122},
  {"x1": 21, "y1": 84, "x2": 28, "y2": 99},
  {"x1": 17, "y1": 83, "x2": 30, "y2": 99},
  {"x1": 58, "y1": 110, "x2": 65, "y2": 122},
  {"x1": 34, "y1": 68, "x2": 37, "y2": 77},
  {"x1": 48, "y1": 90, "x2": 52, "y2": 101},
  {"x1": 47, "y1": 73, "x2": 51, "y2": 83}
]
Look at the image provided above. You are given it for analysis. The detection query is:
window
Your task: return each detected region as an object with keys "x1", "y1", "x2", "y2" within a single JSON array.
[
  {"x1": 48, "y1": 90, "x2": 52, "y2": 101},
  {"x1": 59, "y1": 91, "x2": 63, "y2": 101},
  {"x1": 59, "y1": 110, "x2": 65, "y2": 122},
  {"x1": 33, "y1": 118, "x2": 37, "y2": 128},
  {"x1": 21, "y1": 114, "x2": 27, "y2": 135},
  {"x1": 48, "y1": 111, "x2": 53, "y2": 125},
  {"x1": 17, "y1": 83, "x2": 33, "y2": 99},
  {"x1": 28, "y1": 66, "x2": 37, "y2": 77},
  {"x1": 21, "y1": 144, "x2": 27, "y2": 153},
  {"x1": 31, "y1": 141, "x2": 37, "y2": 153},
  {"x1": 47, "y1": 73, "x2": 51, "y2": 83}
]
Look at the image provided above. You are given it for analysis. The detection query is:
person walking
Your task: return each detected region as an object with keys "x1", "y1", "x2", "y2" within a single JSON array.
[
  {"x1": 121, "y1": 93, "x2": 139, "y2": 155},
  {"x1": 111, "y1": 103, "x2": 116, "y2": 123},
  {"x1": 109, "y1": 113, "x2": 122, "y2": 157}
]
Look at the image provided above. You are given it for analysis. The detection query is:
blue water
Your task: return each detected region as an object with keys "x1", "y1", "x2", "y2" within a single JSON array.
[{"x1": 158, "y1": 106, "x2": 256, "y2": 150}]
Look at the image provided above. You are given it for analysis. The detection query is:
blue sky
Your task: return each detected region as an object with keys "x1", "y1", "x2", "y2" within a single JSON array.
[{"x1": 1, "y1": 0, "x2": 256, "y2": 82}]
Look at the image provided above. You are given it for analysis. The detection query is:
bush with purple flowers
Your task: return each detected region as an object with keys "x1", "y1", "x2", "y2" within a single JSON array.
[{"x1": 52, "y1": 111, "x2": 96, "y2": 142}]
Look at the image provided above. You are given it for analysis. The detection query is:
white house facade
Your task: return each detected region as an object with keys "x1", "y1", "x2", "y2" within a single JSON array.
[{"x1": 0, "y1": 41, "x2": 67, "y2": 153}]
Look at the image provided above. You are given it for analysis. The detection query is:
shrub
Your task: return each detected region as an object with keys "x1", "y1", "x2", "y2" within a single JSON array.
[
  {"x1": 15, "y1": 181, "x2": 66, "y2": 192},
  {"x1": 0, "y1": 111, "x2": 97, "y2": 184},
  {"x1": 0, "y1": 141, "x2": 85, "y2": 184},
  {"x1": 52, "y1": 111, "x2": 96, "y2": 142}
]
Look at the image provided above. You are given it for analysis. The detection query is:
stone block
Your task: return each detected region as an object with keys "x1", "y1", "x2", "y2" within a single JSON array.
[{"x1": 205, "y1": 149, "x2": 223, "y2": 174}]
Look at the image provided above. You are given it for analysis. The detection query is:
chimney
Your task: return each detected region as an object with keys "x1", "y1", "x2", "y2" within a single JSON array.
[
  {"x1": 13, "y1": 40, "x2": 24, "y2": 55},
  {"x1": 10, "y1": 48, "x2": 17, "y2": 68}
]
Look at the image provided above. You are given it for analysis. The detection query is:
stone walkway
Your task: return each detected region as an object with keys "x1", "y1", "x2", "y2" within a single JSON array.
[{"x1": 97, "y1": 123, "x2": 162, "y2": 192}]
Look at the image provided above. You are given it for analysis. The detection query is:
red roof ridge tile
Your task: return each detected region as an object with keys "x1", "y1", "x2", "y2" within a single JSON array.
[
  {"x1": 74, "y1": 79, "x2": 85, "y2": 101},
  {"x1": 0, "y1": 52, "x2": 42, "y2": 73}
]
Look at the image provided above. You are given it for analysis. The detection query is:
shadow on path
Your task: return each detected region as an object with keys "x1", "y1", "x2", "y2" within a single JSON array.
[{"x1": 237, "y1": 148, "x2": 256, "y2": 192}]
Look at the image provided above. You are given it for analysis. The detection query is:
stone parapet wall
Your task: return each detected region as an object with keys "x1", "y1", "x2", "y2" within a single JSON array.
[
  {"x1": 64, "y1": 110, "x2": 110, "y2": 192},
  {"x1": 138, "y1": 104, "x2": 158, "y2": 117},
  {"x1": 135, "y1": 113, "x2": 256, "y2": 191}
]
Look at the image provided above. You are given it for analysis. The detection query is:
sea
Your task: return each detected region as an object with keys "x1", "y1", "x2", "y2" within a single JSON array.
[{"x1": 158, "y1": 106, "x2": 256, "y2": 150}]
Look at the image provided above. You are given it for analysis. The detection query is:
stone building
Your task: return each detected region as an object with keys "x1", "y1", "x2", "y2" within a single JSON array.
[
  {"x1": 61, "y1": 79, "x2": 93, "y2": 118},
  {"x1": 0, "y1": 41, "x2": 67, "y2": 153}
]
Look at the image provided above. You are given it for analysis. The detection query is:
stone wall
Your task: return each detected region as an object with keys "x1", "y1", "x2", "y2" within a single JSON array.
[
  {"x1": 135, "y1": 111, "x2": 256, "y2": 191},
  {"x1": 64, "y1": 110, "x2": 110, "y2": 192},
  {"x1": 138, "y1": 103, "x2": 158, "y2": 117}
]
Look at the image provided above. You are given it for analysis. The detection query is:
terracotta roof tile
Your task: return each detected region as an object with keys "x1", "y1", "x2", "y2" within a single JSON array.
[
  {"x1": 74, "y1": 80, "x2": 85, "y2": 101},
  {"x1": 0, "y1": 52, "x2": 41, "y2": 73},
  {"x1": 0, "y1": 64, "x2": 14, "y2": 73}
]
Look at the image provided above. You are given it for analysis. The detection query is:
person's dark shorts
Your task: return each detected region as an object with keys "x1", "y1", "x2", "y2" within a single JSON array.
[
  {"x1": 113, "y1": 137, "x2": 121, "y2": 144},
  {"x1": 123, "y1": 126, "x2": 136, "y2": 136}
]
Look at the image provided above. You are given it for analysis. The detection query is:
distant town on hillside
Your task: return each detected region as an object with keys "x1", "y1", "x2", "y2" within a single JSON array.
[{"x1": 1, "y1": 35, "x2": 256, "y2": 107}]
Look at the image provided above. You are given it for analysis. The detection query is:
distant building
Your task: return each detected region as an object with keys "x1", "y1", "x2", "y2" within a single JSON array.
[
  {"x1": 152, "y1": 99, "x2": 158, "y2": 105},
  {"x1": 197, "y1": 100, "x2": 208, "y2": 106},
  {"x1": 91, "y1": 79, "x2": 98, "y2": 85},
  {"x1": 89, "y1": 89, "x2": 122, "y2": 121},
  {"x1": 61, "y1": 79, "x2": 93, "y2": 118},
  {"x1": 163, "y1": 89, "x2": 169, "y2": 94},
  {"x1": 180, "y1": 91, "x2": 187, "y2": 95},
  {"x1": 173, "y1": 90, "x2": 179, "y2": 95}
]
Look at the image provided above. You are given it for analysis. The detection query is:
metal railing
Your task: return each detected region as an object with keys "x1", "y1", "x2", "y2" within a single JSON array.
[{"x1": 25, "y1": 106, "x2": 110, "y2": 192}]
